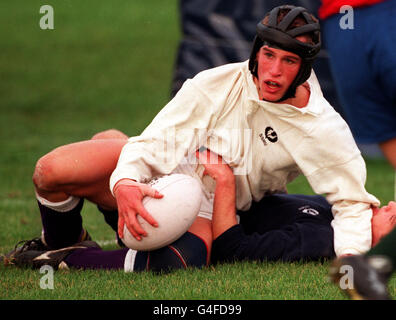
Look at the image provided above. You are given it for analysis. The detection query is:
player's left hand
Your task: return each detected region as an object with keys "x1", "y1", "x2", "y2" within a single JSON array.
[{"x1": 114, "y1": 179, "x2": 163, "y2": 240}]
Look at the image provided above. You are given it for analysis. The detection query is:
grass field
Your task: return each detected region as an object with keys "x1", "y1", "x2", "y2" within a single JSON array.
[{"x1": 0, "y1": 1, "x2": 395, "y2": 301}]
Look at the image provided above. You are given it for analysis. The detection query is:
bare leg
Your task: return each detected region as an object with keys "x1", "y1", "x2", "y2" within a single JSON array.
[
  {"x1": 33, "y1": 130, "x2": 128, "y2": 210},
  {"x1": 32, "y1": 129, "x2": 212, "y2": 254},
  {"x1": 29, "y1": 130, "x2": 128, "y2": 248}
]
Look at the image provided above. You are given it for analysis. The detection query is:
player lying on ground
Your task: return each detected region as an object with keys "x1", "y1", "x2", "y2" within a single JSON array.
[
  {"x1": 198, "y1": 149, "x2": 396, "y2": 264},
  {"x1": 1, "y1": 140, "x2": 395, "y2": 272}
]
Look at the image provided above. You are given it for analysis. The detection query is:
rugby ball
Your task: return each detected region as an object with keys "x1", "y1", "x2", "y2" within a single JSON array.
[{"x1": 121, "y1": 174, "x2": 203, "y2": 251}]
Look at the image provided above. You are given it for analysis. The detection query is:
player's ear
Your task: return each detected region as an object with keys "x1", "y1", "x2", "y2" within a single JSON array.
[
  {"x1": 252, "y1": 50, "x2": 261, "y2": 75},
  {"x1": 387, "y1": 201, "x2": 396, "y2": 211},
  {"x1": 251, "y1": 61, "x2": 258, "y2": 76}
]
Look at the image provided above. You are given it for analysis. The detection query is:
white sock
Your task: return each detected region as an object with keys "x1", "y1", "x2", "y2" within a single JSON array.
[
  {"x1": 124, "y1": 249, "x2": 138, "y2": 272},
  {"x1": 35, "y1": 192, "x2": 81, "y2": 213}
]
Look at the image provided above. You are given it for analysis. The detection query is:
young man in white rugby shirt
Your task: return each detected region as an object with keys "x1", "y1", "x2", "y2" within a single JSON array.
[
  {"x1": 111, "y1": 5, "x2": 379, "y2": 257},
  {"x1": 1, "y1": 5, "x2": 380, "y2": 272}
]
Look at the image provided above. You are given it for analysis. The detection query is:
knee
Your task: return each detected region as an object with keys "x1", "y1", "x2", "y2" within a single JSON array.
[
  {"x1": 32, "y1": 153, "x2": 62, "y2": 192},
  {"x1": 91, "y1": 129, "x2": 128, "y2": 140}
]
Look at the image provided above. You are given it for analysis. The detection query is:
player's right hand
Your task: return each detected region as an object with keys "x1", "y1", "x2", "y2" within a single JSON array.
[
  {"x1": 113, "y1": 179, "x2": 163, "y2": 241},
  {"x1": 195, "y1": 148, "x2": 234, "y2": 182}
]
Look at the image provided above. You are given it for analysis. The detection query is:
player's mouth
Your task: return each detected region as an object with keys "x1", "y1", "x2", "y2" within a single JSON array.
[{"x1": 263, "y1": 80, "x2": 282, "y2": 93}]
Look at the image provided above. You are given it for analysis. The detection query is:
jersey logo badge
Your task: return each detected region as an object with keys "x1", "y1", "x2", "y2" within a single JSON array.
[
  {"x1": 259, "y1": 127, "x2": 278, "y2": 146},
  {"x1": 299, "y1": 205, "x2": 319, "y2": 216}
]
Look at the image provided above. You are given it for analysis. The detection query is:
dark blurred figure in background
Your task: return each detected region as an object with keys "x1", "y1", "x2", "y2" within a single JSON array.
[
  {"x1": 171, "y1": 0, "x2": 341, "y2": 117},
  {"x1": 319, "y1": 0, "x2": 396, "y2": 300},
  {"x1": 319, "y1": 0, "x2": 396, "y2": 169}
]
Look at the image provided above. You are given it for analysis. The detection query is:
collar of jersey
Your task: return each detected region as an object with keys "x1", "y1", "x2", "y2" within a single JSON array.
[{"x1": 243, "y1": 60, "x2": 325, "y2": 117}]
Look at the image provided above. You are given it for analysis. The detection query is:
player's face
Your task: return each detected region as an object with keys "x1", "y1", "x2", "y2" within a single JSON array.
[{"x1": 254, "y1": 45, "x2": 302, "y2": 102}]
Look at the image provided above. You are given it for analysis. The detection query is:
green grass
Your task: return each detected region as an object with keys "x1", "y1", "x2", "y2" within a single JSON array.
[
  {"x1": 0, "y1": 1, "x2": 395, "y2": 301},
  {"x1": 1, "y1": 261, "x2": 342, "y2": 300}
]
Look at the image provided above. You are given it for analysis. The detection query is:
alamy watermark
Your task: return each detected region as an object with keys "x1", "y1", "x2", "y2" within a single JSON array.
[
  {"x1": 337, "y1": 264, "x2": 354, "y2": 290},
  {"x1": 339, "y1": 5, "x2": 354, "y2": 30},
  {"x1": 130, "y1": 127, "x2": 254, "y2": 176},
  {"x1": 39, "y1": 5, "x2": 54, "y2": 30},
  {"x1": 39, "y1": 5, "x2": 355, "y2": 31},
  {"x1": 38, "y1": 5, "x2": 355, "y2": 31},
  {"x1": 40, "y1": 265, "x2": 54, "y2": 289}
]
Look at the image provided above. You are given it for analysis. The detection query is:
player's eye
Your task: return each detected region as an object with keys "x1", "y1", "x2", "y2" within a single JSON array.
[
  {"x1": 263, "y1": 51, "x2": 273, "y2": 59},
  {"x1": 285, "y1": 58, "x2": 297, "y2": 64}
]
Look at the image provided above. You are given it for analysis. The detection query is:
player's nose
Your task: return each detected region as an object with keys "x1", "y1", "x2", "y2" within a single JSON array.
[{"x1": 269, "y1": 59, "x2": 282, "y2": 76}]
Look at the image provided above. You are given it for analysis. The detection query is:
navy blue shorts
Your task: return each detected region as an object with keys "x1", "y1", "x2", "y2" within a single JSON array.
[
  {"x1": 238, "y1": 194, "x2": 334, "y2": 234},
  {"x1": 322, "y1": 0, "x2": 396, "y2": 143},
  {"x1": 211, "y1": 194, "x2": 336, "y2": 263}
]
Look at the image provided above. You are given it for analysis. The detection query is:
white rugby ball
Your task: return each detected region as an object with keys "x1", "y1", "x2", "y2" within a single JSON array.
[{"x1": 121, "y1": 174, "x2": 202, "y2": 251}]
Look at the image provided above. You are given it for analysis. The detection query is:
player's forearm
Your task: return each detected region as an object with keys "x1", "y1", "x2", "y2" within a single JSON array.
[{"x1": 212, "y1": 175, "x2": 237, "y2": 240}]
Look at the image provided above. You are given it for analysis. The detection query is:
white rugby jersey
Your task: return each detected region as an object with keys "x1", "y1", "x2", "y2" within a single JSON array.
[{"x1": 110, "y1": 60, "x2": 380, "y2": 257}]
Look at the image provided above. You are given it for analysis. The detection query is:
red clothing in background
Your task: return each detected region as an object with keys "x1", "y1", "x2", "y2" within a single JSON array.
[{"x1": 319, "y1": 0, "x2": 386, "y2": 19}]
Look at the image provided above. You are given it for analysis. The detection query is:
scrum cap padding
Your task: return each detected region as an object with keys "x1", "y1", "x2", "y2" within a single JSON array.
[{"x1": 255, "y1": 21, "x2": 320, "y2": 60}]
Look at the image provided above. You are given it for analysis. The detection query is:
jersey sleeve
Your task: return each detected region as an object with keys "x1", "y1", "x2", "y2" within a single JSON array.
[
  {"x1": 290, "y1": 108, "x2": 380, "y2": 256},
  {"x1": 305, "y1": 156, "x2": 379, "y2": 256},
  {"x1": 109, "y1": 79, "x2": 219, "y2": 192}
]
